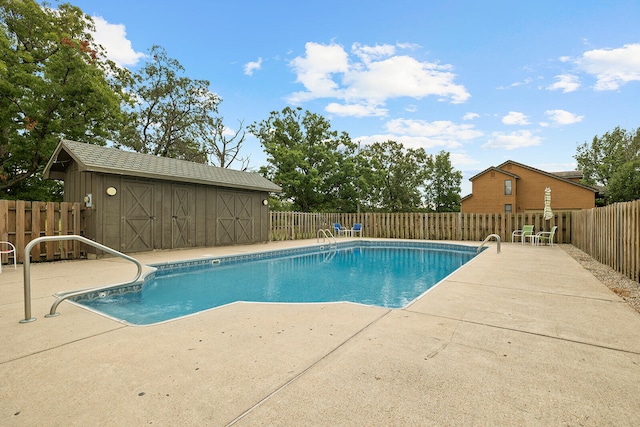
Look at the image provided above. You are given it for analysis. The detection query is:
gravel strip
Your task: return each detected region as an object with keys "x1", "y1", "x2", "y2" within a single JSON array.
[{"x1": 561, "y1": 244, "x2": 640, "y2": 314}]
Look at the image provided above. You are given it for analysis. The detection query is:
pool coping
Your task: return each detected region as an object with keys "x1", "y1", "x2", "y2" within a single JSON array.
[
  {"x1": 66, "y1": 239, "x2": 483, "y2": 325},
  {"x1": 2, "y1": 238, "x2": 639, "y2": 425}
]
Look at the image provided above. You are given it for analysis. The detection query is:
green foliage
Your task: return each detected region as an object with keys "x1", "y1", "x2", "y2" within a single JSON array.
[
  {"x1": 575, "y1": 126, "x2": 640, "y2": 189},
  {"x1": 0, "y1": 0, "x2": 129, "y2": 200},
  {"x1": 117, "y1": 46, "x2": 221, "y2": 163},
  {"x1": 607, "y1": 159, "x2": 640, "y2": 202},
  {"x1": 358, "y1": 140, "x2": 428, "y2": 211},
  {"x1": 424, "y1": 151, "x2": 462, "y2": 212},
  {"x1": 1, "y1": 174, "x2": 63, "y2": 201},
  {"x1": 249, "y1": 107, "x2": 357, "y2": 212}
]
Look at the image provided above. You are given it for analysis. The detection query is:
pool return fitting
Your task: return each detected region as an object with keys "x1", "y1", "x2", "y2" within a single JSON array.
[{"x1": 20, "y1": 235, "x2": 143, "y2": 323}]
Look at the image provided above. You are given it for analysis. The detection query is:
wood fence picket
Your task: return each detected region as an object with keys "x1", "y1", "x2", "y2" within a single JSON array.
[{"x1": 1, "y1": 198, "x2": 638, "y2": 282}]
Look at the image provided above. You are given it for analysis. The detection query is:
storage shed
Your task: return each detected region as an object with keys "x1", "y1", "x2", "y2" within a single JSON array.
[{"x1": 43, "y1": 139, "x2": 281, "y2": 253}]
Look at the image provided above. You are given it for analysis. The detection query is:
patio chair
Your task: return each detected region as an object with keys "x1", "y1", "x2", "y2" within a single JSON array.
[
  {"x1": 534, "y1": 226, "x2": 557, "y2": 246},
  {"x1": 351, "y1": 223, "x2": 362, "y2": 237},
  {"x1": 333, "y1": 223, "x2": 347, "y2": 237},
  {"x1": 0, "y1": 241, "x2": 17, "y2": 273},
  {"x1": 511, "y1": 225, "x2": 534, "y2": 244}
]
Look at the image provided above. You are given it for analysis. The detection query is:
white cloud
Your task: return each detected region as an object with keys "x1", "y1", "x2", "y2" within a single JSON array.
[
  {"x1": 482, "y1": 130, "x2": 542, "y2": 150},
  {"x1": 545, "y1": 109, "x2": 584, "y2": 125},
  {"x1": 450, "y1": 152, "x2": 480, "y2": 167},
  {"x1": 536, "y1": 162, "x2": 578, "y2": 172},
  {"x1": 502, "y1": 111, "x2": 530, "y2": 125},
  {"x1": 512, "y1": 77, "x2": 533, "y2": 87},
  {"x1": 244, "y1": 57, "x2": 263, "y2": 76},
  {"x1": 91, "y1": 16, "x2": 145, "y2": 68},
  {"x1": 287, "y1": 42, "x2": 470, "y2": 116},
  {"x1": 547, "y1": 74, "x2": 581, "y2": 93},
  {"x1": 288, "y1": 42, "x2": 349, "y2": 102},
  {"x1": 354, "y1": 133, "x2": 462, "y2": 150},
  {"x1": 344, "y1": 55, "x2": 469, "y2": 104},
  {"x1": 354, "y1": 118, "x2": 482, "y2": 152},
  {"x1": 351, "y1": 42, "x2": 396, "y2": 63},
  {"x1": 385, "y1": 119, "x2": 482, "y2": 140},
  {"x1": 463, "y1": 112, "x2": 479, "y2": 120},
  {"x1": 325, "y1": 102, "x2": 387, "y2": 117},
  {"x1": 578, "y1": 43, "x2": 640, "y2": 90}
]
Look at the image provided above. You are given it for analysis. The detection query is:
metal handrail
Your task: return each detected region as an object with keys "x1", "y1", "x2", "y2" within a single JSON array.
[
  {"x1": 478, "y1": 234, "x2": 501, "y2": 254},
  {"x1": 316, "y1": 229, "x2": 337, "y2": 247},
  {"x1": 20, "y1": 235, "x2": 143, "y2": 323}
]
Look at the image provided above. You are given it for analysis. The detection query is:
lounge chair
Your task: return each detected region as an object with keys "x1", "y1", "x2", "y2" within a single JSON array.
[
  {"x1": 511, "y1": 225, "x2": 534, "y2": 244},
  {"x1": 0, "y1": 241, "x2": 17, "y2": 273},
  {"x1": 333, "y1": 223, "x2": 347, "y2": 237},
  {"x1": 534, "y1": 226, "x2": 557, "y2": 246},
  {"x1": 351, "y1": 223, "x2": 362, "y2": 237}
]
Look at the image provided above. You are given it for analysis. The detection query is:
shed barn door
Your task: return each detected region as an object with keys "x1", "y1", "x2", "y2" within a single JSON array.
[
  {"x1": 122, "y1": 181, "x2": 154, "y2": 252},
  {"x1": 235, "y1": 193, "x2": 254, "y2": 244},
  {"x1": 216, "y1": 192, "x2": 254, "y2": 245},
  {"x1": 172, "y1": 185, "x2": 192, "y2": 248}
]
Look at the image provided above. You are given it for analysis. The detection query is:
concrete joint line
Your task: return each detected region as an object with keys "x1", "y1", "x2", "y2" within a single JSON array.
[
  {"x1": 412, "y1": 311, "x2": 640, "y2": 356},
  {"x1": 0, "y1": 326, "x2": 127, "y2": 365},
  {"x1": 225, "y1": 309, "x2": 393, "y2": 426}
]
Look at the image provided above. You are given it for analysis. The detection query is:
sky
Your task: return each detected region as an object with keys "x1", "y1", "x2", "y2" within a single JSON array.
[{"x1": 60, "y1": 0, "x2": 640, "y2": 196}]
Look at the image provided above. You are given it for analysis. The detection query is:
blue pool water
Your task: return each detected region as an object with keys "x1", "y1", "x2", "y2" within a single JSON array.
[{"x1": 74, "y1": 242, "x2": 478, "y2": 325}]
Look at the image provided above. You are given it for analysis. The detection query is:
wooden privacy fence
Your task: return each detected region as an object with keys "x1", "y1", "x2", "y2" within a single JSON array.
[
  {"x1": 270, "y1": 211, "x2": 573, "y2": 244},
  {"x1": 0, "y1": 200, "x2": 84, "y2": 264},
  {"x1": 2, "y1": 198, "x2": 638, "y2": 283},
  {"x1": 571, "y1": 200, "x2": 640, "y2": 282}
]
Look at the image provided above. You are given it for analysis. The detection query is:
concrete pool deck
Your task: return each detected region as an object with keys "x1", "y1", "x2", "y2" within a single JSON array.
[{"x1": 1, "y1": 238, "x2": 639, "y2": 426}]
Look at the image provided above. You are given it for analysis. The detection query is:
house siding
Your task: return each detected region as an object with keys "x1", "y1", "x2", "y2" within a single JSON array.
[{"x1": 461, "y1": 162, "x2": 595, "y2": 213}]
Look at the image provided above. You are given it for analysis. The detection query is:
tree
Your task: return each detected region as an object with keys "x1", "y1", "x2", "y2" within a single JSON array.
[
  {"x1": 118, "y1": 45, "x2": 221, "y2": 163},
  {"x1": 358, "y1": 140, "x2": 428, "y2": 211},
  {"x1": 0, "y1": 0, "x2": 129, "y2": 200},
  {"x1": 248, "y1": 107, "x2": 357, "y2": 212},
  {"x1": 206, "y1": 118, "x2": 250, "y2": 170},
  {"x1": 575, "y1": 126, "x2": 640, "y2": 189},
  {"x1": 607, "y1": 159, "x2": 640, "y2": 202},
  {"x1": 424, "y1": 151, "x2": 462, "y2": 212}
]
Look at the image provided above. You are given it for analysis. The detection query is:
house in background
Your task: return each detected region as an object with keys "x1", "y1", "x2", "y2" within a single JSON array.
[
  {"x1": 44, "y1": 139, "x2": 281, "y2": 254},
  {"x1": 460, "y1": 160, "x2": 598, "y2": 214}
]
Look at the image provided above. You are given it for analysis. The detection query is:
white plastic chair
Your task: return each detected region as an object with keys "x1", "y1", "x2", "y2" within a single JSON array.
[
  {"x1": 0, "y1": 241, "x2": 17, "y2": 273},
  {"x1": 512, "y1": 225, "x2": 534, "y2": 244},
  {"x1": 533, "y1": 226, "x2": 558, "y2": 246}
]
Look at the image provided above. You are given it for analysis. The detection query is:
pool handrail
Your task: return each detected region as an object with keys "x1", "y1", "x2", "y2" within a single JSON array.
[
  {"x1": 478, "y1": 234, "x2": 501, "y2": 254},
  {"x1": 20, "y1": 235, "x2": 143, "y2": 323},
  {"x1": 316, "y1": 228, "x2": 337, "y2": 247}
]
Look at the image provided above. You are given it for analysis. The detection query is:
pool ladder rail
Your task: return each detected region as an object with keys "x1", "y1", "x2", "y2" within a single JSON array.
[
  {"x1": 478, "y1": 234, "x2": 501, "y2": 254},
  {"x1": 20, "y1": 235, "x2": 144, "y2": 323},
  {"x1": 316, "y1": 228, "x2": 338, "y2": 250}
]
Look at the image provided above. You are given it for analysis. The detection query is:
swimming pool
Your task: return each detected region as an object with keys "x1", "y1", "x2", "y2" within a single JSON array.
[{"x1": 71, "y1": 241, "x2": 480, "y2": 325}]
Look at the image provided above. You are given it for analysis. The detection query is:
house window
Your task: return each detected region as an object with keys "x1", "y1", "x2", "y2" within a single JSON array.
[
  {"x1": 504, "y1": 179, "x2": 512, "y2": 195},
  {"x1": 505, "y1": 204, "x2": 512, "y2": 213}
]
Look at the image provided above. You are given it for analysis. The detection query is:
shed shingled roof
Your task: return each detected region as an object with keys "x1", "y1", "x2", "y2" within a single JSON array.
[{"x1": 44, "y1": 139, "x2": 282, "y2": 193}]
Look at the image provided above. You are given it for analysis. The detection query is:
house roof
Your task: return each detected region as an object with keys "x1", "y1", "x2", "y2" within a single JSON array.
[
  {"x1": 44, "y1": 139, "x2": 282, "y2": 193},
  {"x1": 552, "y1": 170, "x2": 583, "y2": 180},
  {"x1": 468, "y1": 160, "x2": 597, "y2": 192},
  {"x1": 467, "y1": 166, "x2": 520, "y2": 181},
  {"x1": 495, "y1": 160, "x2": 597, "y2": 192},
  {"x1": 462, "y1": 160, "x2": 598, "y2": 200}
]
